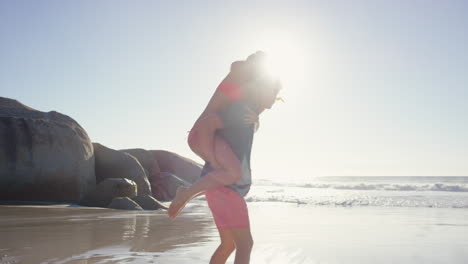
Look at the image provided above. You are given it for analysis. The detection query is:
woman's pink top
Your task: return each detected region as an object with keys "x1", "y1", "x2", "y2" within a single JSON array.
[{"x1": 217, "y1": 81, "x2": 243, "y2": 101}]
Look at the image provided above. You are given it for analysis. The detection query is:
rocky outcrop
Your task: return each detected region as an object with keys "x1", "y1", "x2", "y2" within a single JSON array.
[
  {"x1": 120, "y1": 149, "x2": 202, "y2": 201},
  {"x1": 0, "y1": 97, "x2": 95, "y2": 203},
  {"x1": 120, "y1": 148, "x2": 161, "y2": 184},
  {"x1": 79, "y1": 178, "x2": 137, "y2": 207},
  {"x1": 93, "y1": 143, "x2": 151, "y2": 196},
  {"x1": 0, "y1": 96, "x2": 204, "y2": 209},
  {"x1": 133, "y1": 195, "x2": 168, "y2": 210},
  {"x1": 151, "y1": 150, "x2": 202, "y2": 184},
  {"x1": 108, "y1": 197, "x2": 143, "y2": 210},
  {"x1": 152, "y1": 172, "x2": 191, "y2": 201}
]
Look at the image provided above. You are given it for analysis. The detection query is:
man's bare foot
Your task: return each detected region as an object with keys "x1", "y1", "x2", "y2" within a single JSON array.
[{"x1": 168, "y1": 186, "x2": 191, "y2": 219}]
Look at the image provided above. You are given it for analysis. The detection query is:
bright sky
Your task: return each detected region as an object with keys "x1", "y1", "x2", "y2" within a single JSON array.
[{"x1": 1, "y1": 1, "x2": 467, "y2": 181}]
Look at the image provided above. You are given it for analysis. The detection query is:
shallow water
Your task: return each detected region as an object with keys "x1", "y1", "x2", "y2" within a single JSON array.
[
  {"x1": 1, "y1": 201, "x2": 468, "y2": 264},
  {"x1": 0, "y1": 203, "x2": 215, "y2": 264},
  {"x1": 251, "y1": 176, "x2": 468, "y2": 208}
]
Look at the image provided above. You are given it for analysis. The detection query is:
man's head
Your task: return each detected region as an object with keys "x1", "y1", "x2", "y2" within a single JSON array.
[
  {"x1": 244, "y1": 74, "x2": 282, "y2": 110},
  {"x1": 230, "y1": 51, "x2": 283, "y2": 109}
]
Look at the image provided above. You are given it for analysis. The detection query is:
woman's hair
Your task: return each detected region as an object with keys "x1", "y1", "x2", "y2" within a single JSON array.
[
  {"x1": 230, "y1": 51, "x2": 269, "y2": 82},
  {"x1": 246, "y1": 51, "x2": 268, "y2": 65}
]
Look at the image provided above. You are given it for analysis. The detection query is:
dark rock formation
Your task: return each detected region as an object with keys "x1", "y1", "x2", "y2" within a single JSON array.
[
  {"x1": 79, "y1": 178, "x2": 137, "y2": 207},
  {"x1": 0, "y1": 97, "x2": 95, "y2": 202},
  {"x1": 133, "y1": 194, "x2": 168, "y2": 210},
  {"x1": 120, "y1": 149, "x2": 202, "y2": 201},
  {"x1": 93, "y1": 143, "x2": 151, "y2": 196},
  {"x1": 0, "y1": 96, "x2": 204, "y2": 209},
  {"x1": 108, "y1": 197, "x2": 143, "y2": 210},
  {"x1": 120, "y1": 148, "x2": 161, "y2": 184},
  {"x1": 152, "y1": 172, "x2": 191, "y2": 201},
  {"x1": 151, "y1": 150, "x2": 202, "y2": 184}
]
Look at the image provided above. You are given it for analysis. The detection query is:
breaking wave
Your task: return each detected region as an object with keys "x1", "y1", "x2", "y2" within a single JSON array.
[
  {"x1": 297, "y1": 183, "x2": 468, "y2": 192},
  {"x1": 254, "y1": 180, "x2": 468, "y2": 193}
]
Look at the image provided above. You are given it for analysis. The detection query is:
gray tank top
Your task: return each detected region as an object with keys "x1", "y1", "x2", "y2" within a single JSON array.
[{"x1": 199, "y1": 100, "x2": 256, "y2": 197}]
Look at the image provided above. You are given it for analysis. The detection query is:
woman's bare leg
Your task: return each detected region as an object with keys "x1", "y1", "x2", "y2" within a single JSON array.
[
  {"x1": 168, "y1": 135, "x2": 242, "y2": 218},
  {"x1": 231, "y1": 227, "x2": 254, "y2": 264},
  {"x1": 210, "y1": 229, "x2": 236, "y2": 264},
  {"x1": 188, "y1": 113, "x2": 224, "y2": 169}
]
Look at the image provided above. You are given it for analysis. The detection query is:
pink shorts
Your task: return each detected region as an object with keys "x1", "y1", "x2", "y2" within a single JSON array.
[{"x1": 205, "y1": 186, "x2": 250, "y2": 230}]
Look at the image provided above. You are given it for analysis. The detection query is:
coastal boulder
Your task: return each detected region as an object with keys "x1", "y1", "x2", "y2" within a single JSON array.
[
  {"x1": 151, "y1": 150, "x2": 202, "y2": 184},
  {"x1": 79, "y1": 178, "x2": 137, "y2": 207},
  {"x1": 120, "y1": 149, "x2": 202, "y2": 201},
  {"x1": 152, "y1": 172, "x2": 191, "y2": 201},
  {"x1": 120, "y1": 148, "x2": 161, "y2": 184},
  {"x1": 0, "y1": 97, "x2": 95, "y2": 203},
  {"x1": 133, "y1": 194, "x2": 168, "y2": 210},
  {"x1": 93, "y1": 143, "x2": 151, "y2": 196},
  {"x1": 108, "y1": 197, "x2": 143, "y2": 210}
]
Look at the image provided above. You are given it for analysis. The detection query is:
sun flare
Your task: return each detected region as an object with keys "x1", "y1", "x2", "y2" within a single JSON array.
[
  {"x1": 254, "y1": 33, "x2": 307, "y2": 86},
  {"x1": 249, "y1": 30, "x2": 309, "y2": 103}
]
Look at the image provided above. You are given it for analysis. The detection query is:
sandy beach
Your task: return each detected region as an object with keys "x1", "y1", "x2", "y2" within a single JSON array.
[
  {"x1": 2, "y1": 1, "x2": 467, "y2": 263},
  {"x1": 2, "y1": 195, "x2": 468, "y2": 264}
]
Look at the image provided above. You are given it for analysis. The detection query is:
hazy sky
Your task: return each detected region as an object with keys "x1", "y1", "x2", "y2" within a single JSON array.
[{"x1": 1, "y1": 0, "x2": 467, "y2": 181}]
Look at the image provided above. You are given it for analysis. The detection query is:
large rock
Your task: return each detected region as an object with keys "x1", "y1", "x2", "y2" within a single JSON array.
[
  {"x1": 120, "y1": 149, "x2": 202, "y2": 201},
  {"x1": 133, "y1": 194, "x2": 168, "y2": 210},
  {"x1": 0, "y1": 97, "x2": 95, "y2": 202},
  {"x1": 79, "y1": 178, "x2": 137, "y2": 207},
  {"x1": 151, "y1": 150, "x2": 202, "y2": 184},
  {"x1": 93, "y1": 143, "x2": 151, "y2": 196},
  {"x1": 152, "y1": 172, "x2": 191, "y2": 201},
  {"x1": 120, "y1": 148, "x2": 161, "y2": 183},
  {"x1": 108, "y1": 197, "x2": 143, "y2": 210}
]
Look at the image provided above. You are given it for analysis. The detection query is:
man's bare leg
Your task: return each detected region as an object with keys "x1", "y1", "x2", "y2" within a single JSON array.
[
  {"x1": 210, "y1": 229, "x2": 236, "y2": 264},
  {"x1": 231, "y1": 227, "x2": 253, "y2": 264}
]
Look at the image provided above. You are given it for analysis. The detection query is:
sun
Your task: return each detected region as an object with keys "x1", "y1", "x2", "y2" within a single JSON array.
[
  {"x1": 252, "y1": 32, "x2": 307, "y2": 88},
  {"x1": 249, "y1": 31, "x2": 308, "y2": 100}
]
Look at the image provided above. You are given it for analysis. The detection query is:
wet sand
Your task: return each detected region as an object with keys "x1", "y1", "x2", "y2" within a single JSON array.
[
  {"x1": 0, "y1": 202, "x2": 216, "y2": 264},
  {"x1": 1, "y1": 201, "x2": 468, "y2": 263}
]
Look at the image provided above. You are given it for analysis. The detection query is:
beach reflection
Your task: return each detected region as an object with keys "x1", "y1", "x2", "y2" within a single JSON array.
[
  {"x1": 3, "y1": 202, "x2": 468, "y2": 263},
  {"x1": 0, "y1": 203, "x2": 216, "y2": 264}
]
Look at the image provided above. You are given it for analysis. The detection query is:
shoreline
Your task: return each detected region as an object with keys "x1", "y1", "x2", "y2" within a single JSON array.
[{"x1": 2, "y1": 202, "x2": 468, "y2": 263}]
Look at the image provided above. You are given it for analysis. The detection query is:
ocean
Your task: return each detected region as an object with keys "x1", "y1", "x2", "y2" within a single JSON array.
[{"x1": 246, "y1": 176, "x2": 468, "y2": 208}]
